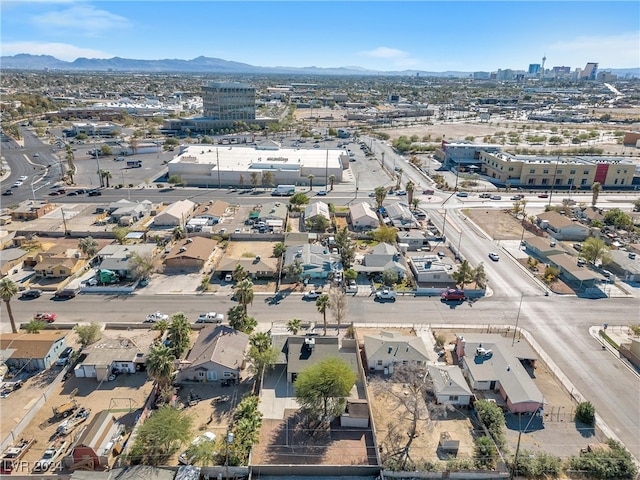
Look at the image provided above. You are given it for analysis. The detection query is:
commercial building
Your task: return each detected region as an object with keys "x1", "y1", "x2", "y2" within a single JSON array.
[
  {"x1": 479, "y1": 150, "x2": 635, "y2": 189},
  {"x1": 167, "y1": 142, "x2": 344, "y2": 188},
  {"x1": 436, "y1": 140, "x2": 502, "y2": 169},
  {"x1": 580, "y1": 62, "x2": 598, "y2": 80},
  {"x1": 202, "y1": 82, "x2": 255, "y2": 122}
]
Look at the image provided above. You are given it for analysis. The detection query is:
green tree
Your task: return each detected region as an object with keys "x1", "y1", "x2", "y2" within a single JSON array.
[
  {"x1": 328, "y1": 175, "x2": 336, "y2": 191},
  {"x1": 452, "y1": 260, "x2": 474, "y2": 289},
  {"x1": 284, "y1": 259, "x2": 304, "y2": 284},
  {"x1": 374, "y1": 185, "x2": 387, "y2": 209},
  {"x1": 100, "y1": 145, "x2": 113, "y2": 156},
  {"x1": 576, "y1": 401, "x2": 596, "y2": 426},
  {"x1": 227, "y1": 305, "x2": 257, "y2": 334},
  {"x1": 286, "y1": 318, "x2": 303, "y2": 335},
  {"x1": 24, "y1": 320, "x2": 47, "y2": 334},
  {"x1": 603, "y1": 208, "x2": 633, "y2": 230},
  {"x1": 475, "y1": 399, "x2": 506, "y2": 447},
  {"x1": 247, "y1": 333, "x2": 279, "y2": 384},
  {"x1": 262, "y1": 171, "x2": 275, "y2": 189},
  {"x1": 167, "y1": 313, "x2": 191, "y2": 358},
  {"x1": 167, "y1": 174, "x2": 182, "y2": 186},
  {"x1": 112, "y1": 227, "x2": 131, "y2": 245},
  {"x1": 129, "y1": 253, "x2": 159, "y2": 280},
  {"x1": 544, "y1": 265, "x2": 560, "y2": 284},
  {"x1": 234, "y1": 279, "x2": 254, "y2": 315},
  {"x1": 172, "y1": 226, "x2": 186, "y2": 241},
  {"x1": 633, "y1": 198, "x2": 640, "y2": 212},
  {"x1": 100, "y1": 169, "x2": 112, "y2": 188},
  {"x1": 591, "y1": 181, "x2": 602, "y2": 207},
  {"x1": 0, "y1": 278, "x2": 19, "y2": 333},
  {"x1": 232, "y1": 264, "x2": 247, "y2": 282},
  {"x1": 127, "y1": 406, "x2": 192, "y2": 465},
  {"x1": 343, "y1": 268, "x2": 357, "y2": 283},
  {"x1": 316, "y1": 294, "x2": 330, "y2": 335},
  {"x1": 307, "y1": 174, "x2": 315, "y2": 190},
  {"x1": 151, "y1": 319, "x2": 169, "y2": 338},
  {"x1": 582, "y1": 237, "x2": 612, "y2": 265},
  {"x1": 145, "y1": 344, "x2": 176, "y2": 390},
  {"x1": 473, "y1": 263, "x2": 487, "y2": 288},
  {"x1": 289, "y1": 192, "x2": 310, "y2": 210},
  {"x1": 306, "y1": 215, "x2": 330, "y2": 232},
  {"x1": 294, "y1": 357, "x2": 357, "y2": 421},
  {"x1": 250, "y1": 172, "x2": 260, "y2": 190},
  {"x1": 75, "y1": 322, "x2": 101, "y2": 346},
  {"x1": 78, "y1": 236, "x2": 99, "y2": 258},
  {"x1": 382, "y1": 269, "x2": 398, "y2": 286},
  {"x1": 272, "y1": 242, "x2": 286, "y2": 258},
  {"x1": 406, "y1": 180, "x2": 416, "y2": 205},
  {"x1": 567, "y1": 439, "x2": 637, "y2": 479},
  {"x1": 474, "y1": 436, "x2": 497, "y2": 469},
  {"x1": 371, "y1": 225, "x2": 398, "y2": 243}
]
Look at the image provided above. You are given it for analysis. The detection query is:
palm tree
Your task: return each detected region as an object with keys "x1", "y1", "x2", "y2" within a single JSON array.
[
  {"x1": 395, "y1": 168, "x2": 404, "y2": 190},
  {"x1": 307, "y1": 174, "x2": 315, "y2": 191},
  {"x1": 374, "y1": 186, "x2": 387, "y2": 209},
  {"x1": 328, "y1": 175, "x2": 336, "y2": 191},
  {"x1": 78, "y1": 236, "x2": 99, "y2": 258},
  {"x1": 167, "y1": 313, "x2": 191, "y2": 358},
  {"x1": 100, "y1": 169, "x2": 112, "y2": 188},
  {"x1": 411, "y1": 198, "x2": 420, "y2": 210},
  {"x1": 151, "y1": 319, "x2": 169, "y2": 339},
  {"x1": 250, "y1": 332, "x2": 271, "y2": 353},
  {"x1": 406, "y1": 180, "x2": 416, "y2": 205},
  {"x1": 286, "y1": 318, "x2": 303, "y2": 335},
  {"x1": 315, "y1": 294, "x2": 330, "y2": 336},
  {"x1": 0, "y1": 278, "x2": 19, "y2": 333},
  {"x1": 232, "y1": 264, "x2": 247, "y2": 282},
  {"x1": 146, "y1": 344, "x2": 176, "y2": 390},
  {"x1": 591, "y1": 182, "x2": 602, "y2": 207},
  {"x1": 234, "y1": 279, "x2": 254, "y2": 315},
  {"x1": 273, "y1": 242, "x2": 286, "y2": 258}
]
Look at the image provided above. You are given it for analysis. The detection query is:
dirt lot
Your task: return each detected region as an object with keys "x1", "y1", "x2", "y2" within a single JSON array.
[
  {"x1": 465, "y1": 208, "x2": 524, "y2": 240},
  {"x1": 252, "y1": 408, "x2": 377, "y2": 466},
  {"x1": 0, "y1": 329, "x2": 157, "y2": 472}
]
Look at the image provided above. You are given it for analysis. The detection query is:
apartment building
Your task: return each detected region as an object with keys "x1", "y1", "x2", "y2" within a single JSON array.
[{"x1": 479, "y1": 151, "x2": 635, "y2": 189}]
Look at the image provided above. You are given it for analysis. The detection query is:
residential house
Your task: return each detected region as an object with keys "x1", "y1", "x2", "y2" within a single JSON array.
[
  {"x1": 354, "y1": 243, "x2": 407, "y2": 278},
  {"x1": 523, "y1": 236, "x2": 567, "y2": 260},
  {"x1": 278, "y1": 335, "x2": 359, "y2": 383},
  {"x1": 0, "y1": 247, "x2": 27, "y2": 276},
  {"x1": 305, "y1": 201, "x2": 331, "y2": 223},
  {"x1": 397, "y1": 231, "x2": 428, "y2": 250},
  {"x1": 536, "y1": 211, "x2": 590, "y2": 241},
  {"x1": 455, "y1": 334, "x2": 543, "y2": 413},
  {"x1": 67, "y1": 410, "x2": 123, "y2": 470},
  {"x1": 217, "y1": 256, "x2": 278, "y2": 279},
  {"x1": 108, "y1": 200, "x2": 152, "y2": 225},
  {"x1": 349, "y1": 202, "x2": 379, "y2": 231},
  {"x1": 0, "y1": 332, "x2": 68, "y2": 372},
  {"x1": 408, "y1": 255, "x2": 456, "y2": 284},
  {"x1": 177, "y1": 325, "x2": 248, "y2": 383},
  {"x1": 153, "y1": 199, "x2": 196, "y2": 227},
  {"x1": 74, "y1": 337, "x2": 143, "y2": 381},
  {"x1": 575, "y1": 206, "x2": 605, "y2": 225},
  {"x1": 33, "y1": 247, "x2": 84, "y2": 278},
  {"x1": 599, "y1": 249, "x2": 640, "y2": 282},
  {"x1": 546, "y1": 253, "x2": 606, "y2": 289},
  {"x1": 163, "y1": 237, "x2": 217, "y2": 271},
  {"x1": 284, "y1": 243, "x2": 341, "y2": 280},
  {"x1": 191, "y1": 200, "x2": 230, "y2": 225},
  {"x1": 258, "y1": 201, "x2": 288, "y2": 230},
  {"x1": 10, "y1": 200, "x2": 56, "y2": 221},
  {"x1": 97, "y1": 244, "x2": 157, "y2": 279},
  {"x1": 385, "y1": 202, "x2": 420, "y2": 230},
  {"x1": 363, "y1": 331, "x2": 430, "y2": 372},
  {"x1": 427, "y1": 365, "x2": 473, "y2": 406}
]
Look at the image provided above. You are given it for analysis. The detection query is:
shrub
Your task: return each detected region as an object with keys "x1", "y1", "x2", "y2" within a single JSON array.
[
  {"x1": 568, "y1": 440, "x2": 637, "y2": 479},
  {"x1": 475, "y1": 399, "x2": 506, "y2": 447},
  {"x1": 576, "y1": 401, "x2": 596, "y2": 426}
]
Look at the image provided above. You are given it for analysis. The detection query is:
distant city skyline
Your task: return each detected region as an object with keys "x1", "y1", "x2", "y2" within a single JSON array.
[{"x1": 1, "y1": 1, "x2": 638, "y2": 71}]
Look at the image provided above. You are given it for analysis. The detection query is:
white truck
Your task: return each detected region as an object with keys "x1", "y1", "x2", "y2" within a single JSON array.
[
  {"x1": 375, "y1": 289, "x2": 397, "y2": 302},
  {"x1": 196, "y1": 312, "x2": 224, "y2": 324},
  {"x1": 271, "y1": 185, "x2": 295, "y2": 196}
]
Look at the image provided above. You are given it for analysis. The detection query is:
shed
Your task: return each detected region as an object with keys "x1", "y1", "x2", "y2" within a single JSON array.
[{"x1": 340, "y1": 399, "x2": 370, "y2": 428}]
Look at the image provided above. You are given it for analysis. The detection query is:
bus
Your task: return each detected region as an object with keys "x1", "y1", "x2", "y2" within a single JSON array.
[{"x1": 126, "y1": 160, "x2": 142, "y2": 168}]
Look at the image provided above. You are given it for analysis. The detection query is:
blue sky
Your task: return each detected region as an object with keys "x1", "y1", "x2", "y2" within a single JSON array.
[{"x1": 1, "y1": 1, "x2": 638, "y2": 71}]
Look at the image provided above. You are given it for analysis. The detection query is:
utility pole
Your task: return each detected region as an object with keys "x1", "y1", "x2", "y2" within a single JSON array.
[
  {"x1": 93, "y1": 125, "x2": 102, "y2": 187},
  {"x1": 512, "y1": 294, "x2": 524, "y2": 346},
  {"x1": 216, "y1": 148, "x2": 221, "y2": 189},
  {"x1": 510, "y1": 410, "x2": 540, "y2": 480}
]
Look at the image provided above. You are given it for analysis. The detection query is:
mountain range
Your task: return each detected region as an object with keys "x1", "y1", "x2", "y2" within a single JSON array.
[{"x1": 1, "y1": 54, "x2": 638, "y2": 78}]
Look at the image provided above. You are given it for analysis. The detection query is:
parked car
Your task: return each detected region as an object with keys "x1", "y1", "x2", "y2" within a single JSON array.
[
  {"x1": 56, "y1": 347, "x2": 74, "y2": 367},
  {"x1": 423, "y1": 189, "x2": 435, "y2": 195},
  {"x1": 456, "y1": 192, "x2": 469, "y2": 197},
  {"x1": 20, "y1": 289, "x2": 42, "y2": 299},
  {"x1": 18, "y1": 176, "x2": 28, "y2": 181},
  {"x1": 479, "y1": 193, "x2": 491, "y2": 199},
  {"x1": 145, "y1": 311, "x2": 169, "y2": 323},
  {"x1": 34, "y1": 312, "x2": 57, "y2": 322},
  {"x1": 511, "y1": 194, "x2": 524, "y2": 200},
  {"x1": 490, "y1": 195, "x2": 502, "y2": 200},
  {"x1": 3, "y1": 189, "x2": 13, "y2": 196},
  {"x1": 441, "y1": 289, "x2": 465, "y2": 301},
  {"x1": 488, "y1": 252, "x2": 500, "y2": 261},
  {"x1": 53, "y1": 289, "x2": 77, "y2": 300},
  {"x1": 196, "y1": 312, "x2": 224, "y2": 324},
  {"x1": 395, "y1": 190, "x2": 407, "y2": 196},
  {"x1": 375, "y1": 289, "x2": 397, "y2": 302},
  {"x1": 317, "y1": 190, "x2": 328, "y2": 196}
]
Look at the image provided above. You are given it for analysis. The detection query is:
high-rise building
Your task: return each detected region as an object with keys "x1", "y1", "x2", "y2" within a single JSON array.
[
  {"x1": 202, "y1": 82, "x2": 256, "y2": 121},
  {"x1": 528, "y1": 64, "x2": 541, "y2": 75},
  {"x1": 580, "y1": 62, "x2": 598, "y2": 80}
]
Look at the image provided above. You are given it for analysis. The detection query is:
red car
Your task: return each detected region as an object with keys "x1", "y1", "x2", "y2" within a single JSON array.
[
  {"x1": 441, "y1": 289, "x2": 465, "y2": 301},
  {"x1": 34, "y1": 312, "x2": 57, "y2": 323},
  {"x1": 537, "y1": 193, "x2": 549, "y2": 198}
]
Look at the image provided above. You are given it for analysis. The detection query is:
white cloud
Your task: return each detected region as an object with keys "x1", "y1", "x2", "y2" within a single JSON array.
[
  {"x1": 548, "y1": 32, "x2": 640, "y2": 68},
  {"x1": 360, "y1": 46, "x2": 424, "y2": 69},
  {"x1": 1, "y1": 42, "x2": 113, "y2": 61},
  {"x1": 33, "y1": 4, "x2": 132, "y2": 36}
]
